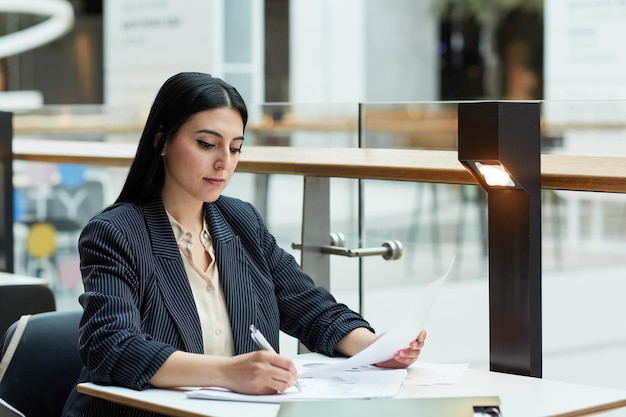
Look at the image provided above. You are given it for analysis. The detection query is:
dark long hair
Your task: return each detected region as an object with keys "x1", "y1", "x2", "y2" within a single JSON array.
[{"x1": 115, "y1": 72, "x2": 248, "y2": 204}]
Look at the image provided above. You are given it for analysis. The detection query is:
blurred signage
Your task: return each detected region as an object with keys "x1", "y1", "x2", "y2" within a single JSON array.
[
  {"x1": 104, "y1": 0, "x2": 215, "y2": 109},
  {"x1": 544, "y1": 0, "x2": 626, "y2": 150}
]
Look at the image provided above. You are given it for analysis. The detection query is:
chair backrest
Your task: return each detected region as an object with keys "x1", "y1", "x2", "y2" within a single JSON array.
[
  {"x1": 0, "y1": 397, "x2": 25, "y2": 417},
  {"x1": 0, "y1": 285, "x2": 56, "y2": 340},
  {"x1": 0, "y1": 310, "x2": 83, "y2": 417}
]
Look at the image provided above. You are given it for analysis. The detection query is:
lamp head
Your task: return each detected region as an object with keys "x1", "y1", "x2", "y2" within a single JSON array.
[
  {"x1": 457, "y1": 101, "x2": 541, "y2": 193},
  {"x1": 460, "y1": 160, "x2": 518, "y2": 189},
  {"x1": 475, "y1": 162, "x2": 515, "y2": 187}
]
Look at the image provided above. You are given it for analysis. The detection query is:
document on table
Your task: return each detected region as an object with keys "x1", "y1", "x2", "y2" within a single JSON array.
[
  {"x1": 186, "y1": 368, "x2": 407, "y2": 403},
  {"x1": 403, "y1": 362, "x2": 469, "y2": 386},
  {"x1": 301, "y1": 256, "x2": 454, "y2": 377}
]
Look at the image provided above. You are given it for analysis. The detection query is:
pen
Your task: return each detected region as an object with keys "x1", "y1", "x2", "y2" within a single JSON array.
[{"x1": 249, "y1": 324, "x2": 302, "y2": 392}]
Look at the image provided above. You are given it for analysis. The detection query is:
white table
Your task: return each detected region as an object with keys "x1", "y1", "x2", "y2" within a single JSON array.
[
  {"x1": 399, "y1": 367, "x2": 626, "y2": 417},
  {"x1": 77, "y1": 355, "x2": 626, "y2": 417},
  {"x1": 0, "y1": 271, "x2": 48, "y2": 286}
]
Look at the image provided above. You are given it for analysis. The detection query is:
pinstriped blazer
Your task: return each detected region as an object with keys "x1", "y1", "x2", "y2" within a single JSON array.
[{"x1": 62, "y1": 196, "x2": 372, "y2": 417}]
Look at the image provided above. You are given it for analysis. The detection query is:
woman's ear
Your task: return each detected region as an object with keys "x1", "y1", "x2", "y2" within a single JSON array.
[{"x1": 154, "y1": 127, "x2": 166, "y2": 155}]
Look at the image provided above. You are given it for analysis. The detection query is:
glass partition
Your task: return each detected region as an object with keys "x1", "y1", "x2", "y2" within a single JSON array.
[
  {"x1": 358, "y1": 101, "x2": 489, "y2": 369},
  {"x1": 538, "y1": 100, "x2": 626, "y2": 389}
]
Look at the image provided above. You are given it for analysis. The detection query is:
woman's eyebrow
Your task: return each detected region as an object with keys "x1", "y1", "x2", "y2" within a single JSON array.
[
  {"x1": 195, "y1": 128, "x2": 222, "y2": 137},
  {"x1": 195, "y1": 129, "x2": 245, "y2": 141}
]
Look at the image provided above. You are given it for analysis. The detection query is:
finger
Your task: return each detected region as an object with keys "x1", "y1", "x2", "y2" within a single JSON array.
[
  {"x1": 391, "y1": 350, "x2": 418, "y2": 365},
  {"x1": 406, "y1": 339, "x2": 424, "y2": 351},
  {"x1": 409, "y1": 339, "x2": 422, "y2": 349},
  {"x1": 418, "y1": 329, "x2": 427, "y2": 343},
  {"x1": 269, "y1": 367, "x2": 302, "y2": 393},
  {"x1": 252, "y1": 364, "x2": 294, "y2": 393},
  {"x1": 268, "y1": 356, "x2": 299, "y2": 380},
  {"x1": 264, "y1": 354, "x2": 300, "y2": 389},
  {"x1": 391, "y1": 355, "x2": 417, "y2": 367},
  {"x1": 396, "y1": 348, "x2": 420, "y2": 360}
]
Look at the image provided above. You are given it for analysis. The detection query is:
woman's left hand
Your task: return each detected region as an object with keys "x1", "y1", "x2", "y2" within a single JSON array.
[{"x1": 375, "y1": 329, "x2": 427, "y2": 369}]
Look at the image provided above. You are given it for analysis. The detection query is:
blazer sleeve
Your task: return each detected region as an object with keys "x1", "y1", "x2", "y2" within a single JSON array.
[
  {"x1": 268, "y1": 227, "x2": 374, "y2": 355},
  {"x1": 220, "y1": 198, "x2": 374, "y2": 356},
  {"x1": 77, "y1": 212, "x2": 176, "y2": 390}
]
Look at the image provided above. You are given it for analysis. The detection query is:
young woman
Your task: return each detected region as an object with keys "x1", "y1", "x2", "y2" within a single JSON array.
[{"x1": 62, "y1": 72, "x2": 426, "y2": 417}]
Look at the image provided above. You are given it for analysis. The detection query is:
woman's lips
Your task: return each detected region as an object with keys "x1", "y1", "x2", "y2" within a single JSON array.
[{"x1": 205, "y1": 177, "x2": 225, "y2": 186}]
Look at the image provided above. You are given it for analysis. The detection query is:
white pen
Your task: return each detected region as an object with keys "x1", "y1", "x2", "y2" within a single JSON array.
[{"x1": 249, "y1": 324, "x2": 302, "y2": 392}]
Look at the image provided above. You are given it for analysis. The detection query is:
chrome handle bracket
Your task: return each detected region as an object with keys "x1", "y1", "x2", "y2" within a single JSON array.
[{"x1": 292, "y1": 234, "x2": 403, "y2": 261}]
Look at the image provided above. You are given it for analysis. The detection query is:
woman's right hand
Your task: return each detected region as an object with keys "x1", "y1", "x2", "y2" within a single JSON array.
[
  {"x1": 149, "y1": 349, "x2": 299, "y2": 394},
  {"x1": 222, "y1": 350, "x2": 299, "y2": 394}
]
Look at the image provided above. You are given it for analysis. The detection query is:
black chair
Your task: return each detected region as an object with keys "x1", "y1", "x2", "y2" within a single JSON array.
[
  {"x1": 0, "y1": 398, "x2": 24, "y2": 417},
  {"x1": 0, "y1": 285, "x2": 56, "y2": 340},
  {"x1": 0, "y1": 310, "x2": 83, "y2": 417}
]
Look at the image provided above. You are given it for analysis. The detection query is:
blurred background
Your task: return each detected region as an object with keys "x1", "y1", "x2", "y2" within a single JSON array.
[{"x1": 2, "y1": 1, "x2": 626, "y2": 413}]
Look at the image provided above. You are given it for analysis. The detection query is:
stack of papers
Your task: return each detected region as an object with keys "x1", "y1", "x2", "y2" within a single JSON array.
[
  {"x1": 187, "y1": 257, "x2": 461, "y2": 404},
  {"x1": 187, "y1": 368, "x2": 407, "y2": 403}
]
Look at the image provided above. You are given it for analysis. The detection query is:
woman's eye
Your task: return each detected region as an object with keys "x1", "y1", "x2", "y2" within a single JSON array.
[
  {"x1": 197, "y1": 140, "x2": 215, "y2": 149},
  {"x1": 230, "y1": 147, "x2": 242, "y2": 154}
]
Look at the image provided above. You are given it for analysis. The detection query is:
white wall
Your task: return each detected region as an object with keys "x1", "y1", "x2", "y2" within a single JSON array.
[
  {"x1": 289, "y1": 0, "x2": 365, "y2": 103},
  {"x1": 289, "y1": 0, "x2": 438, "y2": 104},
  {"x1": 544, "y1": 0, "x2": 626, "y2": 124},
  {"x1": 545, "y1": 0, "x2": 626, "y2": 101},
  {"x1": 364, "y1": 0, "x2": 438, "y2": 102}
]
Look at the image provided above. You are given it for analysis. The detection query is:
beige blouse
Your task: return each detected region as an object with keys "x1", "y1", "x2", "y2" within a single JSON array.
[{"x1": 167, "y1": 212, "x2": 235, "y2": 356}]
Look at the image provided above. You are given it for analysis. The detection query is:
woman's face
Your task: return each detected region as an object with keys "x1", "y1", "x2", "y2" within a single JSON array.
[{"x1": 161, "y1": 107, "x2": 244, "y2": 205}]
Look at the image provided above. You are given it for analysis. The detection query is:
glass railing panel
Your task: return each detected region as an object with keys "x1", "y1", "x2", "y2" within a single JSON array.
[
  {"x1": 12, "y1": 160, "x2": 129, "y2": 309},
  {"x1": 540, "y1": 100, "x2": 626, "y2": 259},
  {"x1": 245, "y1": 103, "x2": 361, "y2": 353},
  {"x1": 247, "y1": 103, "x2": 362, "y2": 314},
  {"x1": 359, "y1": 101, "x2": 458, "y2": 150},
  {"x1": 351, "y1": 176, "x2": 490, "y2": 369},
  {"x1": 13, "y1": 105, "x2": 140, "y2": 308},
  {"x1": 250, "y1": 102, "x2": 358, "y2": 148},
  {"x1": 356, "y1": 101, "x2": 487, "y2": 368},
  {"x1": 539, "y1": 100, "x2": 626, "y2": 388}
]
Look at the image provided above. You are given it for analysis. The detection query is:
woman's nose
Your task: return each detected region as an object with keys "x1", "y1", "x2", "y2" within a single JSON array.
[{"x1": 213, "y1": 147, "x2": 232, "y2": 170}]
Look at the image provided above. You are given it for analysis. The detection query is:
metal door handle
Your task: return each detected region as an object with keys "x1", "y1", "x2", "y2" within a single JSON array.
[{"x1": 292, "y1": 233, "x2": 403, "y2": 260}]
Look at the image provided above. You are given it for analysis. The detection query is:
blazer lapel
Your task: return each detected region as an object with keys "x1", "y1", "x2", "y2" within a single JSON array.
[
  {"x1": 205, "y1": 202, "x2": 258, "y2": 354},
  {"x1": 143, "y1": 199, "x2": 204, "y2": 354}
]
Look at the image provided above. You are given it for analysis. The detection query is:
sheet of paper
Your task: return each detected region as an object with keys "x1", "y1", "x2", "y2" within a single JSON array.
[
  {"x1": 186, "y1": 368, "x2": 407, "y2": 403},
  {"x1": 403, "y1": 362, "x2": 469, "y2": 386},
  {"x1": 302, "y1": 256, "x2": 454, "y2": 377}
]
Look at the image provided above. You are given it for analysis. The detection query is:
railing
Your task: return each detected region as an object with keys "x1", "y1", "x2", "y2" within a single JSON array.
[{"x1": 13, "y1": 139, "x2": 626, "y2": 193}]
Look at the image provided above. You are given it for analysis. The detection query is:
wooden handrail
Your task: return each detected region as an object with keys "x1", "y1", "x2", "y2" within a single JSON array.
[
  {"x1": 13, "y1": 138, "x2": 138, "y2": 167},
  {"x1": 12, "y1": 139, "x2": 626, "y2": 193}
]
